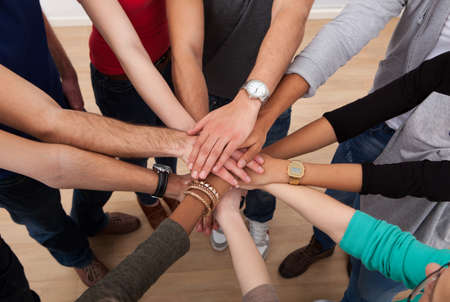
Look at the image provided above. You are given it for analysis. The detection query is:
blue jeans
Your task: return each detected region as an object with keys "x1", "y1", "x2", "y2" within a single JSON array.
[
  {"x1": 0, "y1": 235, "x2": 40, "y2": 301},
  {"x1": 71, "y1": 64, "x2": 177, "y2": 236},
  {"x1": 0, "y1": 176, "x2": 92, "y2": 268},
  {"x1": 312, "y1": 122, "x2": 406, "y2": 302},
  {"x1": 209, "y1": 95, "x2": 291, "y2": 222}
]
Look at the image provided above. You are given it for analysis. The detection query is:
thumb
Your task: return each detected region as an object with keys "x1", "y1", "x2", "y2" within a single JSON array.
[{"x1": 188, "y1": 115, "x2": 208, "y2": 135}]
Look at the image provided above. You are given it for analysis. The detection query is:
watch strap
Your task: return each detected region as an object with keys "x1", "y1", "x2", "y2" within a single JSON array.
[{"x1": 153, "y1": 171, "x2": 169, "y2": 198}]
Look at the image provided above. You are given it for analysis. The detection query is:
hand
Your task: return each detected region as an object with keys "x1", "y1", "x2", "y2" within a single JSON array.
[
  {"x1": 237, "y1": 117, "x2": 271, "y2": 168},
  {"x1": 166, "y1": 174, "x2": 192, "y2": 201},
  {"x1": 61, "y1": 74, "x2": 85, "y2": 111},
  {"x1": 182, "y1": 135, "x2": 265, "y2": 187},
  {"x1": 239, "y1": 154, "x2": 289, "y2": 190},
  {"x1": 187, "y1": 91, "x2": 261, "y2": 180},
  {"x1": 215, "y1": 188, "x2": 243, "y2": 224}
]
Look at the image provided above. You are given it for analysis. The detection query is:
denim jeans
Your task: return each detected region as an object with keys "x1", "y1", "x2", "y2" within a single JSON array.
[
  {"x1": 0, "y1": 236, "x2": 40, "y2": 301},
  {"x1": 0, "y1": 176, "x2": 92, "y2": 268},
  {"x1": 209, "y1": 95, "x2": 291, "y2": 222},
  {"x1": 71, "y1": 64, "x2": 177, "y2": 235},
  {"x1": 311, "y1": 122, "x2": 406, "y2": 302}
]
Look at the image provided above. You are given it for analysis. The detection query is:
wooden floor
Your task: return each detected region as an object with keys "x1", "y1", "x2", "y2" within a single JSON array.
[{"x1": 0, "y1": 19, "x2": 399, "y2": 301}]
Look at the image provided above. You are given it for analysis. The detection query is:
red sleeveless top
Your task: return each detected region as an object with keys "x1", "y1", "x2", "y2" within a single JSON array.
[{"x1": 89, "y1": 0, "x2": 169, "y2": 75}]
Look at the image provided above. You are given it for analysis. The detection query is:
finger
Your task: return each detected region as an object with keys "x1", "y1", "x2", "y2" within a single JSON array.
[
  {"x1": 214, "y1": 167, "x2": 238, "y2": 187},
  {"x1": 187, "y1": 116, "x2": 208, "y2": 136},
  {"x1": 188, "y1": 132, "x2": 208, "y2": 173},
  {"x1": 199, "y1": 138, "x2": 228, "y2": 179},
  {"x1": 204, "y1": 215, "x2": 214, "y2": 236},
  {"x1": 213, "y1": 141, "x2": 239, "y2": 173},
  {"x1": 230, "y1": 149, "x2": 245, "y2": 161},
  {"x1": 196, "y1": 220, "x2": 203, "y2": 233},
  {"x1": 245, "y1": 158, "x2": 264, "y2": 174},
  {"x1": 254, "y1": 154, "x2": 265, "y2": 165},
  {"x1": 192, "y1": 136, "x2": 220, "y2": 179},
  {"x1": 238, "y1": 143, "x2": 263, "y2": 169},
  {"x1": 224, "y1": 159, "x2": 251, "y2": 183}
]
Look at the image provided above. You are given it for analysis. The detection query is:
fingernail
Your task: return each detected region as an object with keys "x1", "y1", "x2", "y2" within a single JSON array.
[
  {"x1": 199, "y1": 171, "x2": 207, "y2": 179},
  {"x1": 212, "y1": 166, "x2": 219, "y2": 172},
  {"x1": 188, "y1": 163, "x2": 193, "y2": 170},
  {"x1": 258, "y1": 167, "x2": 264, "y2": 173},
  {"x1": 192, "y1": 171, "x2": 198, "y2": 179},
  {"x1": 245, "y1": 176, "x2": 251, "y2": 183},
  {"x1": 238, "y1": 160, "x2": 246, "y2": 168}
]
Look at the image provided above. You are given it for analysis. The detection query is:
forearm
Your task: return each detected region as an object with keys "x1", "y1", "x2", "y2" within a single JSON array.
[
  {"x1": 247, "y1": 1, "x2": 312, "y2": 94},
  {"x1": 264, "y1": 183, "x2": 354, "y2": 242},
  {"x1": 219, "y1": 212, "x2": 271, "y2": 295},
  {"x1": 0, "y1": 65, "x2": 193, "y2": 159},
  {"x1": 170, "y1": 175, "x2": 230, "y2": 234},
  {"x1": 78, "y1": 0, "x2": 195, "y2": 131},
  {"x1": 263, "y1": 117, "x2": 336, "y2": 159},
  {"x1": 0, "y1": 130, "x2": 183, "y2": 199},
  {"x1": 167, "y1": 0, "x2": 209, "y2": 121},
  {"x1": 42, "y1": 13, "x2": 76, "y2": 79},
  {"x1": 257, "y1": 74, "x2": 309, "y2": 131}
]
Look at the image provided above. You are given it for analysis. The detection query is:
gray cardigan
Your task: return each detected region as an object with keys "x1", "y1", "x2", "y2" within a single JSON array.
[{"x1": 288, "y1": 0, "x2": 450, "y2": 249}]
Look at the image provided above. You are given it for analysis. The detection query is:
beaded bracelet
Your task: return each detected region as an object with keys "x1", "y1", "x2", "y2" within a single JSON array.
[{"x1": 184, "y1": 190, "x2": 212, "y2": 216}]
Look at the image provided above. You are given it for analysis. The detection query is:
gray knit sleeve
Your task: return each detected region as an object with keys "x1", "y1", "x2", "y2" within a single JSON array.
[
  {"x1": 242, "y1": 284, "x2": 279, "y2": 302},
  {"x1": 76, "y1": 219, "x2": 190, "y2": 302},
  {"x1": 286, "y1": 0, "x2": 404, "y2": 97}
]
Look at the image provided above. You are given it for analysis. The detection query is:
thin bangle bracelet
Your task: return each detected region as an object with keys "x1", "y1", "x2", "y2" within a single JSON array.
[
  {"x1": 187, "y1": 185, "x2": 217, "y2": 210},
  {"x1": 184, "y1": 190, "x2": 212, "y2": 216}
]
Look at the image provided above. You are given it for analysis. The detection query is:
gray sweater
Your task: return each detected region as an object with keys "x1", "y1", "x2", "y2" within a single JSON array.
[
  {"x1": 288, "y1": 0, "x2": 450, "y2": 249},
  {"x1": 76, "y1": 219, "x2": 279, "y2": 302}
]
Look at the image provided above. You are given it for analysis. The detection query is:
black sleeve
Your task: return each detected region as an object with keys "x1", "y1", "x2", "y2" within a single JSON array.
[
  {"x1": 323, "y1": 51, "x2": 450, "y2": 143},
  {"x1": 361, "y1": 160, "x2": 450, "y2": 202}
]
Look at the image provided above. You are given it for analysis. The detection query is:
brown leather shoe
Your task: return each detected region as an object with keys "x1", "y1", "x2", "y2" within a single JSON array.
[
  {"x1": 74, "y1": 257, "x2": 109, "y2": 287},
  {"x1": 278, "y1": 235, "x2": 335, "y2": 279},
  {"x1": 99, "y1": 212, "x2": 141, "y2": 235},
  {"x1": 138, "y1": 200, "x2": 168, "y2": 229},
  {"x1": 163, "y1": 198, "x2": 180, "y2": 212}
]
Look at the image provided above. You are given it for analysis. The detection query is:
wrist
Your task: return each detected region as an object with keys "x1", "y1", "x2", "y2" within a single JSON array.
[
  {"x1": 165, "y1": 174, "x2": 187, "y2": 201},
  {"x1": 216, "y1": 210, "x2": 242, "y2": 228},
  {"x1": 274, "y1": 159, "x2": 290, "y2": 183},
  {"x1": 234, "y1": 90, "x2": 262, "y2": 113}
]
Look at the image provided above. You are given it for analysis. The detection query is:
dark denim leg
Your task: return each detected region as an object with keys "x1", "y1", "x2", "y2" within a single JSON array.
[
  {"x1": 314, "y1": 123, "x2": 395, "y2": 251},
  {"x1": 341, "y1": 257, "x2": 406, "y2": 302},
  {"x1": 244, "y1": 108, "x2": 292, "y2": 222},
  {"x1": 0, "y1": 236, "x2": 40, "y2": 302},
  {"x1": 0, "y1": 176, "x2": 92, "y2": 268}
]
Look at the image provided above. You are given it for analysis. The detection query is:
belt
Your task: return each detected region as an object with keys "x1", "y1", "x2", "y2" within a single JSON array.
[{"x1": 108, "y1": 49, "x2": 171, "y2": 81}]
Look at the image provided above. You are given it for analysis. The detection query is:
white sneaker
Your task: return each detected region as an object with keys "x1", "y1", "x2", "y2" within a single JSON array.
[
  {"x1": 248, "y1": 219, "x2": 269, "y2": 260},
  {"x1": 210, "y1": 228, "x2": 228, "y2": 251}
]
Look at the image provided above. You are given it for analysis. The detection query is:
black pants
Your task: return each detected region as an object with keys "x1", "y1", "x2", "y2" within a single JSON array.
[{"x1": 0, "y1": 236, "x2": 40, "y2": 301}]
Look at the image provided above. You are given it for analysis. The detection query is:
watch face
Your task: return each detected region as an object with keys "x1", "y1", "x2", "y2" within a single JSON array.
[
  {"x1": 288, "y1": 161, "x2": 304, "y2": 178},
  {"x1": 153, "y1": 163, "x2": 172, "y2": 174},
  {"x1": 246, "y1": 80, "x2": 269, "y2": 99}
]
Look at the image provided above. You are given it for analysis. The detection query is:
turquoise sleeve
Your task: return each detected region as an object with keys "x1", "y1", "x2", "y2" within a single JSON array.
[{"x1": 340, "y1": 211, "x2": 450, "y2": 289}]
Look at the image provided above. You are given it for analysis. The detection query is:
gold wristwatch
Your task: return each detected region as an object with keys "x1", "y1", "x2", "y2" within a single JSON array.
[{"x1": 287, "y1": 161, "x2": 305, "y2": 185}]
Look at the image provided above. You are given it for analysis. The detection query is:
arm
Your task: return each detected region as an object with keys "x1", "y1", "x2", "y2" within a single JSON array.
[
  {"x1": 77, "y1": 0, "x2": 195, "y2": 131},
  {"x1": 187, "y1": 0, "x2": 314, "y2": 177},
  {"x1": 42, "y1": 13, "x2": 84, "y2": 111},
  {"x1": 239, "y1": 0, "x2": 406, "y2": 163},
  {"x1": 244, "y1": 155, "x2": 450, "y2": 202},
  {"x1": 215, "y1": 190, "x2": 279, "y2": 301},
  {"x1": 264, "y1": 51, "x2": 450, "y2": 159},
  {"x1": 0, "y1": 130, "x2": 187, "y2": 201},
  {"x1": 263, "y1": 183, "x2": 450, "y2": 290},
  {"x1": 166, "y1": 0, "x2": 209, "y2": 121},
  {"x1": 0, "y1": 64, "x2": 193, "y2": 160},
  {"x1": 77, "y1": 175, "x2": 232, "y2": 302}
]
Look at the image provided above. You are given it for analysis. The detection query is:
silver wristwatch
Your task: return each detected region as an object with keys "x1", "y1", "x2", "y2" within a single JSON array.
[{"x1": 241, "y1": 80, "x2": 270, "y2": 104}]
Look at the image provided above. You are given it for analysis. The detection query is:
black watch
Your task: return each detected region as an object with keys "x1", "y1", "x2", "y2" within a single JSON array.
[{"x1": 152, "y1": 163, "x2": 172, "y2": 198}]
